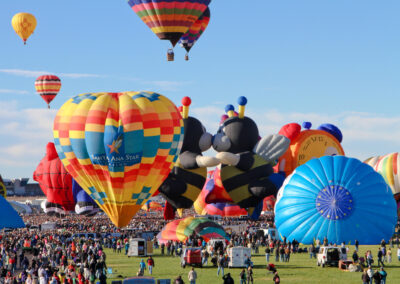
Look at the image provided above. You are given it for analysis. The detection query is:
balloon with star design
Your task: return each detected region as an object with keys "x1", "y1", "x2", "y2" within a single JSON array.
[
  {"x1": 53, "y1": 91, "x2": 184, "y2": 227},
  {"x1": 275, "y1": 156, "x2": 397, "y2": 244}
]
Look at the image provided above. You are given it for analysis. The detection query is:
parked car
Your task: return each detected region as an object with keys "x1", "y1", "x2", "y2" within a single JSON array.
[{"x1": 317, "y1": 246, "x2": 341, "y2": 267}]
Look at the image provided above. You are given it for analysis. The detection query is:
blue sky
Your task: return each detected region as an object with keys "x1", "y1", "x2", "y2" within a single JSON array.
[{"x1": 0, "y1": 0, "x2": 400, "y2": 178}]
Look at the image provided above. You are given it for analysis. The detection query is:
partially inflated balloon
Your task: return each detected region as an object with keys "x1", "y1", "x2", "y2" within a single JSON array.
[
  {"x1": 35, "y1": 75, "x2": 61, "y2": 108},
  {"x1": 179, "y1": 8, "x2": 210, "y2": 59},
  {"x1": 157, "y1": 217, "x2": 229, "y2": 243},
  {"x1": 54, "y1": 92, "x2": 183, "y2": 227},
  {"x1": 11, "y1": 13, "x2": 37, "y2": 44},
  {"x1": 127, "y1": 0, "x2": 211, "y2": 47},
  {"x1": 33, "y1": 142, "x2": 75, "y2": 215}
]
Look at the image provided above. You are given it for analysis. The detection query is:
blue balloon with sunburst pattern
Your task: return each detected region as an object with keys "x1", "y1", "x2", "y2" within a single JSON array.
[{"x1": 275, "y1": 156, "x2": 397, "y2": 245}]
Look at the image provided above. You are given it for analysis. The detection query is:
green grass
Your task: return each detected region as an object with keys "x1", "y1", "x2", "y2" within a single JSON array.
[{"x1": 106, "y1": 245, "x2": 400, "y2": 283}]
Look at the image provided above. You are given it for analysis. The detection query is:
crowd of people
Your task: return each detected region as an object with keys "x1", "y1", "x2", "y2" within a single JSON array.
[{"x1": 0, "y1": 206, "x2": 398, "y2": 283}]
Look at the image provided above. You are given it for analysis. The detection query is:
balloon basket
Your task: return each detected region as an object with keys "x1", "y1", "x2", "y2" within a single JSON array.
[
  {"x1": 185, "y1": 54, "x2": 189, "y2": 61},
  {"x1": 167, "y1": 49, "x2": 174, "y2": 61}
]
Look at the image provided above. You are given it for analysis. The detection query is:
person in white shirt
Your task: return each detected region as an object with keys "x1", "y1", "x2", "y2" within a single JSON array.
[
  {"x1": 188, "y1": 267, "x2": 197, "y2": 284},
  {"x1": 397, "y1": 247, "x2": 400, "y2": 261}
]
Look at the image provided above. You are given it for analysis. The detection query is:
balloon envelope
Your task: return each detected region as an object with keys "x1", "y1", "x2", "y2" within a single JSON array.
[
  {"x1": 35, "y1": 75, "x2": 61, "y2": 107},
  {"x1": 364, "y1": 153, "x2": 400, "y2": 200},
  {"x1": 0, "y1": 196, "x2": 25, "y2": 229},
  {"x1": 11, "y1": 12, "x2": 36, "y2": 44},
  {"x1": 275, "y1": 156, "x2": 397, "y2": 245},
  {"x1": 72, "y1": 179, "x2": 99, "y2": 216},
  {"x1": 157, "y1": 217, "x2": 229, "y2": 243},
  {"x1": 53, "y1": 91, "x2": 184, "y2": 227},
  {"x1": 127, "y1": 0, "x2": 211, "y2": 46},
  {"x1": 0, "y1": 175, "x2": 7, "y2": 198},
  {"x1": 33, "y1": 142, "x2": 75, "y2": 214},
  {"x1": 179, "y1": 8, "x2": 211, "y2": 52}
]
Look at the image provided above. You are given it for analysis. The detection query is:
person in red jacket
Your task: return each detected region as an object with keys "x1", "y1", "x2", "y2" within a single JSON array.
[{"x1": 147, "y1": 256, "x2": 155, "y2": 275}]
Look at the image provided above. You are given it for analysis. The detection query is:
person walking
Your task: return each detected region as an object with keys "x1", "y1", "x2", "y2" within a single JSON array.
[
  {"x1": 239, "y1": 269, "x2": 246, "y2": 284},
  {"x1": 246, "y1": 266, "x2": 253, "y2": 284},
  {"x1": 367, "y1": 266, "x2": 374, "y2": 284},
  {"x1": 265, "y1": 246, "x2": 271, "y2": 263},
  {"x1": 379, "y1": 267, "x2": 387, "y2": 284},
  {"x1": 275, "y1": 246, "x2": 279, "y2": 262},
  {"x1": 397, "y1": 246, "x2": 400, "y2": 261},
  {"x1": 361, "y1": 269, "x2": 370, "y2": 284},
  {"x1": 147, "y1": 256, "x2": 154, "y2": 275},
  {"x1": 188, "y1": 267, "x2": 197, "y2": 284},
  {"x1": 139, "y1": 259, "x2": 146, "y2": 276},
  {"x1": 355, "y1": 239, "x2": 359, "y2": 252},
  {"x1": 217, "y1": 255, "x2": 225, "y2": 276},
  {"x1": 377, "y1": 249, "x2": 384, "y2": 267},
  {"x1": 387, "y1": 248, "x2": 392, "y2": 263}
]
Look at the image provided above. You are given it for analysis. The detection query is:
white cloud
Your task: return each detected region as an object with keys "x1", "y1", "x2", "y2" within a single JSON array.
[
  {"x1": 0, "y1": 89, "x2": 29, "y2": 95},
  {"x1": 0, "y1": 69, "x2": 103, "y2": 79}
]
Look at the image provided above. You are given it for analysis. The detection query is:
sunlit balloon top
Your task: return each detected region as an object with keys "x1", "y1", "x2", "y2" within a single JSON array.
[
  {"x1": 275, "y1": 156, "x2": 397, "y2": 245},
  {"x1": 54, "y1": 91, "x2": 184, "y2": 227},
  {"x1": 127, "y1": 0, "x2": 211, "y2": 47}
]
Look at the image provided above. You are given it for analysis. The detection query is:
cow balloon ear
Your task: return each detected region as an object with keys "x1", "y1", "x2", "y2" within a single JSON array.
[{"x1": 199, "y1": 132, "x2": 212, "y2": 152}]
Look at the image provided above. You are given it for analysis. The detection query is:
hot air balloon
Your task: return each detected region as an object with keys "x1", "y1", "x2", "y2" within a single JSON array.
[
  {"x1": 35, "y1": 75, "x2": 61, "y2": 108},
  {"x1": 179, "y1": 8, "x2": 211, "y2": 60},
  {"x1": 53, "y1": 91, "x2": 184, "y2": 227},
  {"x1": 11, "y1": 13, "x2": 37, "y2": 44},
  {"x1": 276, "y1": 122, "x2": 345, "y2": 176},
  {"x1": 127, "y1": 0, "x2": 211, "y2": 61},
  {"x1": 72, "y1": 179, "x2": 100, "y2": 216},
  {"x1": 0, "y1": 196, "x2": 25, "y2": 229},
  {"x1": 157, "y1": 217, "x2": 229, "y2": 243},
  {"x1": 275, "y1": 156, "x2": 397, "y2": 245},
  {"x1": 0, "y1": 175, "x2": 7, "y2": 198},
  {"x1": 364, "y1": 153, "x2": 400, "y2": 201},
  {"x1": 33, "y1": 142, "x2": 75, "y2": 215}
]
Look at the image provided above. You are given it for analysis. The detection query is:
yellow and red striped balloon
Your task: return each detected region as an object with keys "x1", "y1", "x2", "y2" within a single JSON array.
[
  {"x1": 53, "y1": 91, "x2": 184, "y2": 227},
  {"x1": 35, "y1": 75, "x2": 61, "y2": 108}
]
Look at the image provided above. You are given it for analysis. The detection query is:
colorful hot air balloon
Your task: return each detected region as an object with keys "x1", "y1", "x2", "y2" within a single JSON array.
[
  {"x1": 157, "y1": 217, "x2": 229, "y2": 243},
  {"x1": 127, "y1": 0, "x2": 211, "y2": 60},
  {"x1": 33, "y1": 142, "x2": 75, "y2": 215},
  {"x1": 179, "y1": 8, "x2": 211, "y2": 60},
  {"x1": 0, "y1": 175, "x2": 7, "y2": 198},
  {"x1": 275, "y1": 156, "x2": 397, "y2": 245},
  {"x1": 35, "y1": 75, "x2": 61, "y2": 108},
  {"x1": 11, "y1": 12, "x2": 37, "y2": 44},
  {"x1": 365, "y1": 153, "x2": 400, "y2": 200},
  {"x1": 53, "y1": 91, "x2": 184, "y2": 227},
  {"x1": 276, "y1": 122, "x2": 345, "y2": 177}
]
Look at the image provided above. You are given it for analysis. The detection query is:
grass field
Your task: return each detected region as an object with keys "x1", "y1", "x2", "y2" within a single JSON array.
[{"x1": 106, "y1": 245, "x2": 400, "y2": 283}]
